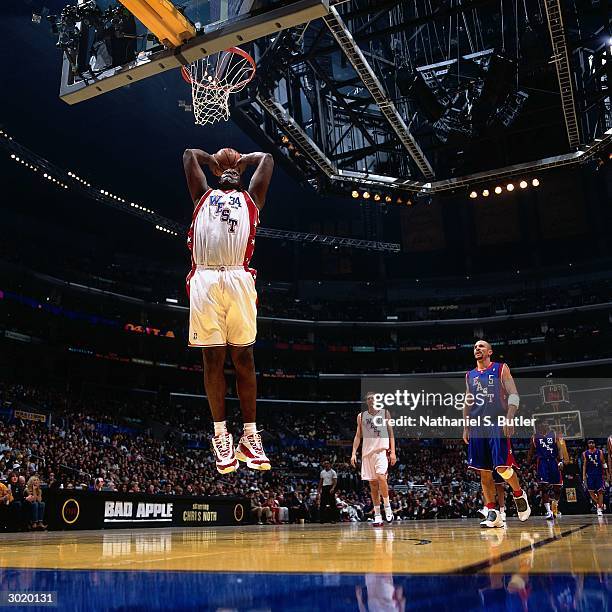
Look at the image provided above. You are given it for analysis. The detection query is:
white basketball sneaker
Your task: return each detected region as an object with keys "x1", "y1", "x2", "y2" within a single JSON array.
[
  {"x1": 372, "y1": 514, "x2": 384, "y2": 527},
  {"x1": 384, "y1": 506, "x2": 394, "y2": 522},
  {"x1": 499, "y1": 509, "x2": 507, "y2": 526},
  {"x1": 235, "y1": 431, "x2": 271, "y2": 470},
  {"x1": 212, "y1": 431, "x2": 238, "y2": 474},
  {"x1": 513, "y1": 490, "x2": 531, "y2": 522},
  {"x1": 480, "y1": 509, "x2": 503, "y2": 528}
]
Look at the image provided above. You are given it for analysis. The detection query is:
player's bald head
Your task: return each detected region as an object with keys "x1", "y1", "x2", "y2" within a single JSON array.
[{"x1": 474, "y1": 339, "x2": 492, "y2": 351}]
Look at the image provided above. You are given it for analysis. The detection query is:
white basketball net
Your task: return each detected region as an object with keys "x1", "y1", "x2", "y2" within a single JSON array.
[{"x1": 183, "y1": 48, "x2": 255, "y2": 126}]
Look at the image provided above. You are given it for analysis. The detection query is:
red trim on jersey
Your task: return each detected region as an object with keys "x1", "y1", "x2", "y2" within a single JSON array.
[
  {"x1": 475, "y1": 361, "x2": 495, "y2": 373},
  {"x1": 505, "y1": 438, "x2": 518, "y2": 468},
  {"x1": 242, "y1": 191, "x2": 259, "y2": 281},
  {"x1": 185, "y1": 189, "x2": 212, "y2": 298}
]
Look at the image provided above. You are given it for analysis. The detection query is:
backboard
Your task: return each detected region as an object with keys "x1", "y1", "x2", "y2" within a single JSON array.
[
  {"x1": 532, "y1": 410, "x2": 584, "y2": 440},
  {"x1": 59, "y1": 0, "x2": 329, "y2": 104}
]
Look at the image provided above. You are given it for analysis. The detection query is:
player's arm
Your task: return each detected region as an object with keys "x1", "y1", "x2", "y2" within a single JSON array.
[
  {"x1": 182, "y1": 149, "x2": 220, "y2": 205},
  {"x1": 601, "y1": 450, "x2": 608, "y2": 481},
  {"x1": 330, "y1": 472, "x2": 337, "y2": 494},
  {"x1": 239, "y1": 152, "x2": 274, "y2": 210},
  {"x1": 527, "y1": 435, "x2": 536, "y2": 464},
  {"x1": 557, "y1": 433, "x2": 569, "y2": 465},
  {"x1": 462, "y1": 374, "x2": 472, "y2": 444},
  {"x1": 351, "y1": 413, "x2": 362, "y2": 467},
  {"x1": 501, "y1": 363, "x2": 520, "y2": 437},
  {"x1": 386, "y1": 409, "x2": 397, "y2": 465},
  {"x1": 582, "y1": 452, "x2": 587, "y2": 482}
]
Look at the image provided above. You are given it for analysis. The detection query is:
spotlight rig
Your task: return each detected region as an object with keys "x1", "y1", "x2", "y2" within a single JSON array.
[
  {"x1": 408, "y1": 52, "x2": 529, "y2": 144},
  {"x1": 47, "y1": 1, "x2": 138, "y2": 81}
]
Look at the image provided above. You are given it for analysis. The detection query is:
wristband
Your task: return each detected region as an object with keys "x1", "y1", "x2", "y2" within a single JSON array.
[{"x1": 507, "y1": 393, "x2": 520, "y2": 407}]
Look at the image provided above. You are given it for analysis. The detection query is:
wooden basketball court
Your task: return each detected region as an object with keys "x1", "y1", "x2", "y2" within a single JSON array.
[{"x1": 0, "y1": 515, "x2": 608, "y2": 609}]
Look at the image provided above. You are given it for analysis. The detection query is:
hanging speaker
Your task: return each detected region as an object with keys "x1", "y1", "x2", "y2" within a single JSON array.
[
  {"x1": 403, "y1": 71, "x2": 447, "y2": 122},
  {"x1": 471, "y1": 54, "x2": 517, "y2": 127}
]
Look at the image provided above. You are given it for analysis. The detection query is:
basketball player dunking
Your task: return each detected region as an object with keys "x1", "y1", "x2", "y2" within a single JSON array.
[
  {"x1": 351, "y1": 392, "x2": 397, "y2": 526},
  {"x1": 464, "y1": 340, "x2": 531, "y2": 528},
  {"x1": 183, "y1": 147, "x2": 274, "y2": 473}
]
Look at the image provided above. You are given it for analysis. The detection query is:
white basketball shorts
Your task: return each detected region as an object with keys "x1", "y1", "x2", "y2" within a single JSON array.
[
  {"x1": 188, "y1": 266, "x2": 257, "y2": 348},
  {"x1": 361, "y1": 449, "x2": 388, "y2": 481}
]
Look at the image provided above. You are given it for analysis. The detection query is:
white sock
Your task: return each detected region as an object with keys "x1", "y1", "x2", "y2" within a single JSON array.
[
  {"x1": 499, "y1": 506, "x2": 505, "y2": 514},
  {"x1": 545, "y1": 502, "x2": 551, "y2": 512},
  {"x1": 383, "y1": 497, "x2": 391, "y2": 508},
  {"x1": 214, "y1": 421, "x2": 227, "y2": 436},
  {"x1": 244, "y1": 422, "x2": 257, "y2": 435}
]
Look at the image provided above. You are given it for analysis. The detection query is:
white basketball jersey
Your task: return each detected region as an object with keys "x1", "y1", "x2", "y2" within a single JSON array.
[
  {"x1": 361, "y1": 409, "x2": 390, "y2": 457},
  {"x1": 187, "y1": 189, "x2": 259, "y2": 267}
]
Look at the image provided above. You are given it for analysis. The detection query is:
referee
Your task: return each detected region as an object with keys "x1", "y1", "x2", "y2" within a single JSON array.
[{"x1": 318, "y1": 461, "x2": 338, "y2": 523}]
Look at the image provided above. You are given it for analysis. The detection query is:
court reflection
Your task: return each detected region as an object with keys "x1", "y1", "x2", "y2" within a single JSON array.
[{"x1": 0, "y1": 566, "x2": 608, "y2": 611}]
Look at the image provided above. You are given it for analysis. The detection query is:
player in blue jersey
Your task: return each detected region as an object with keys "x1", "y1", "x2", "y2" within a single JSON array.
[
  {"x1": 608, "y1": 435, "x2": 612, "y2": 483},
  {"x1": 582, "y1": 440, "x2": 607, "y2": 516},
  {"x1": 464, "y1": 340, "x2": 531, "y2": 528},
  {"x1": 528, "y1": 420, "x2": 568, "y2": 519}
]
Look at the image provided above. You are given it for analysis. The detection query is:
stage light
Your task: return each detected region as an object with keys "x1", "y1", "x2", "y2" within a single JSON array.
[
  {"x1": 532, "y1": 178, "x2": 540, "y2": 187},
  {"x1": 385, "y1": 195, "x2": 392, "y2": 203},
  {"x1": 406, "y1": 199, "x2": 413, "y2": 206},
  {"x1": 374, "y1": 194, "x2": 381, "y2": 202},
  {"x1": 469, "y1": 191, "x2": 477, "y2": 199},
  {"x1": 506, "y1": 183, "x2": 514, "y2": 191},
  {"x1": 482, "y1": 189, "x2": 490, "y2": 197},
  {"x1": 396, "y1": 197, "x2": 403, "y2": 204},
  {"x1": 519, "y1": 180, "x2": 528, "y2": 189},
  {"x1": 351, "y1": 191, "x2": 359, "y2": 198},
  {"x1": 281, "y1": 135, "x2": 289, "y2": 144},
  {"x1": 494, "y1": 186, "x2": 502, "y2": 194},
  {"x1": 363, "y1": 192, "x2": 371, "y2": 199}
]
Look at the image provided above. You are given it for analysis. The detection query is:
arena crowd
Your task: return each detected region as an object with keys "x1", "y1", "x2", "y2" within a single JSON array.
[{"x1": 1, "y1": 381, "x2": 608, "y2": 531}]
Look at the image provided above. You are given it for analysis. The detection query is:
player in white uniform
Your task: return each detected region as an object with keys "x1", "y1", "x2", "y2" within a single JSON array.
[
  {"x1": 182, "y1": 147, "x2": 274, "y2": 474},
  {"x1": 351, "y1": 392, "x2": 397, "y2": 526}
]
